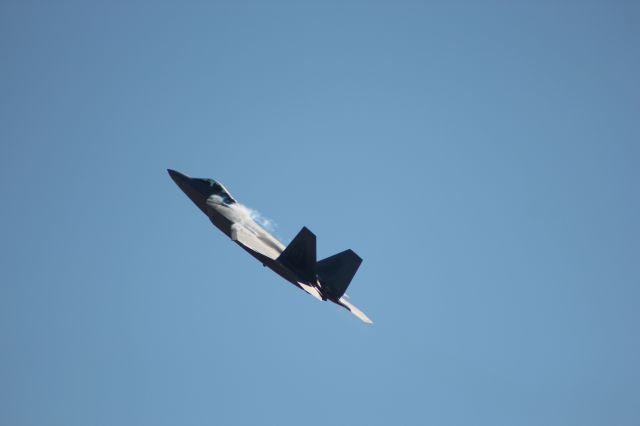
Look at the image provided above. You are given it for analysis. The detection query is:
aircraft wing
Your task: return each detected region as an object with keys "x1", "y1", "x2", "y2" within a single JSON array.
[{"x1": 231, "y1": 223, "x2": 280, "y2": 260}]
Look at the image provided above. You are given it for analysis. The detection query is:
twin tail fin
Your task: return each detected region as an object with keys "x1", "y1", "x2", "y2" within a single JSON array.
[{"x1": 277, "y1": 226, "x2": 369, "y2": 323}]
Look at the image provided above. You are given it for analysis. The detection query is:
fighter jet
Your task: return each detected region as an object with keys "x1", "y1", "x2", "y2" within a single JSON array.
[{"x1": 168, "y1": 169, "x2": 372, "y2": 323}]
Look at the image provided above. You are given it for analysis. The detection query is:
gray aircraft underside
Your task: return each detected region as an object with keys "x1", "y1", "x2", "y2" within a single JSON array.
[{"x1": 168, "y1": 169, "x2": 372, "y2": 324}]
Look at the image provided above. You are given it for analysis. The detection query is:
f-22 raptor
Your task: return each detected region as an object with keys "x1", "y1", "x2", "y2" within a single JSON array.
[{"x1": 168, "y1": 169, "x2": 372, "y2": 323}]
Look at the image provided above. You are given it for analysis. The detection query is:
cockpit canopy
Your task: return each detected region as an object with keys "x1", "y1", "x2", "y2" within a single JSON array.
[{"x1": 202, "y1": 179, "x2": 236, "y2": 205}]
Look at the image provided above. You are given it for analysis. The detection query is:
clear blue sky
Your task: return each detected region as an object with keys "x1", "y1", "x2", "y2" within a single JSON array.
[{"x1": 1, "y1": 1, "x2": 639, "y2": 425}]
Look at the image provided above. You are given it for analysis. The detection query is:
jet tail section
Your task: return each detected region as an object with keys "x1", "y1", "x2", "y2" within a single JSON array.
[
  {"x1": 277, "y1": 227, "x2": 316, "y2": 283},
  {"x1": 317, "y1": 249, "x2": 362, "y2": 300}
]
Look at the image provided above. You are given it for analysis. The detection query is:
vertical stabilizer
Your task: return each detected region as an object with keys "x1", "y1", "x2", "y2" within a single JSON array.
[
  {"x1": 277, "y1": 227, "x2": 317, "y2": 283},
  {"x1": 317, "y1": 249, "x2": 362, "y2": 300}
]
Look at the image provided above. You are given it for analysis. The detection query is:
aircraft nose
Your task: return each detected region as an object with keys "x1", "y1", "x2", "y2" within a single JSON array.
[
  {"x1": 167, "y1": 168, "x2": 194, "y2": 195},
  {"x1": 167, "y1": 169, "x2": 210, "y2": 215},
  {"x1": 167, "y1": 169, "x2": 187, "y2": 183}
]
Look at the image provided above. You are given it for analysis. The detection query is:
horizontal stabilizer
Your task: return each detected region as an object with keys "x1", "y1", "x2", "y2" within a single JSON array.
[
  {"x1": 338, "y1": 297, "x2": 373, "y2": 324},
  {"x1": 317, "y1": 249, "x2": 362, "y2": 299},
  {"x1": 277, "y1": 227, "x2": 316, "y2": 283}
]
